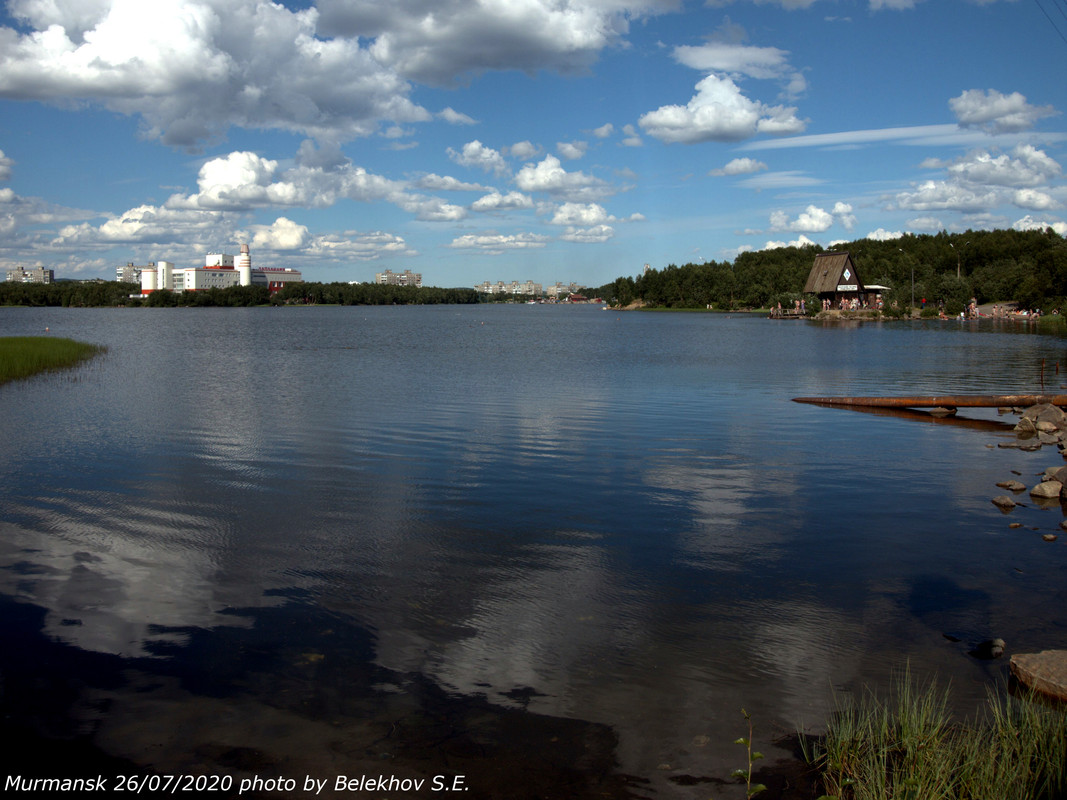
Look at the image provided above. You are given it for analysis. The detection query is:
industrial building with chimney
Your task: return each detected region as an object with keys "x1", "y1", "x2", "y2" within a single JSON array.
[{"x1": 140, "y1": 245, "x2": 302, "y2": 295}]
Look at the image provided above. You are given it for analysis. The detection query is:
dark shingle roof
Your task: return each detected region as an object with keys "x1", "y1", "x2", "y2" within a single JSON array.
[{"x1": 803, "y1": 252, "x2": 862, "y2": 295}]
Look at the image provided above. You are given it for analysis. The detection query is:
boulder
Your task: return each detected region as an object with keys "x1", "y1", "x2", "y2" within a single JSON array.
[
  {"x1": 1001, "y1": 439, "x2": 1042, "y2": 451},
  {"x1": 1045, "y1": 466, "x2": 1067, "y2": 483},
  {"x1": 928, "y1": 407, "x2": 957, "y2": 417},
  {"x1": 992, "y1": 495, "x2": 1017, "y2": 510},
  {"x1": 1014, "y1": 416, "x2": 1038, "y2": 436},
  {"x1": 969, "y1": 638, "x2": 1006, "y2": 659},
  {"x1": 1029, "y1": 480, "x2": 1063, "y2": 498},
  {"x1": 995, "y1": 480, "x2": 1027, "y2": 492},
  {"x1": 1023, "y1": 403, "x2": 1067, "y2": 429},
  {"x1": 1010, "y1": 650, "x2": 1067, "y2": 701}
]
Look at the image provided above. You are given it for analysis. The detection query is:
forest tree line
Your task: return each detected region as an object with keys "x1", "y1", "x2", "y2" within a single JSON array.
[
  {"x1": 0, "y1": 280, "x2": 481, "y2": 307},
  {"x1": 588, "y1": 228, "x2": 1067, "y2": 314}
]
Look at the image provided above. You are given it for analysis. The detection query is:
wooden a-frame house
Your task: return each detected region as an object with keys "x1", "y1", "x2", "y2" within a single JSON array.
[{"x1": 803, "y1": 251, "x2": 887, "y2": 308}]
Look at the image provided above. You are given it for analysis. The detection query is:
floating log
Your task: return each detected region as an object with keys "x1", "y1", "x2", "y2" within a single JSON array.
[{"x1": 792, "y1": 394, "x2": 1067, "y2": 409}]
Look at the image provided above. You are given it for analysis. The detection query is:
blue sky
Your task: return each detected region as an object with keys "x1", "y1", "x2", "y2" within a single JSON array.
[{"x1": 0, "y1": 0, "x2": 1064, "y2": 288}]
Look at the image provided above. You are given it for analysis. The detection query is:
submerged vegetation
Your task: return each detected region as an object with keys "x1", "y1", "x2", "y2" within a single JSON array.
[
  {"x1": 801, "y1": 671, "x2": 1067, "y2": 800},
  {"x1": 0, "y1": 336, "x2": 106, "y2": 384}
]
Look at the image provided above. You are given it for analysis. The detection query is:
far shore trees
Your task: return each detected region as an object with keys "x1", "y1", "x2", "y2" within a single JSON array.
[{"x1": 590, "y1": 228, "x2": 1067, "y2": 312}]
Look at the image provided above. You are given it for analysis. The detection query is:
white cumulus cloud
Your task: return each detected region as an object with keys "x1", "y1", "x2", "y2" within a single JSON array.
[
  {"x1": 560, "y1": 224, "x2": 614, "y2": 242},
  {"x1": 832, "y1": 201, "x2": 857, "y2": 230},
  {"x1": 710, "y1": 157, "x2": 768, "y2": 176},
  {"x1": 250, "y1": 216, "x2": 309, "y2": 251},
  {"x1": 557, "y1": 140, "x2": 588, "y2": 160},
  {"x1": 639, "y1": 74, "x2": 805, "y2": 144},
  {"x1": 762, "y1": 201, "x2": 856, "y2": 234},
  {"x1": 437, "y1": 107, "x2": 477, "y2": 125},
  {"x1": 762, "y1": 233, "x2": 817, "y2": 249},
  {"x1": 0, "y1": 0, "x2": 431, "y2": 146},
  {"x1": 300, "y1": 229, "x2": 416, "y2": 261},
  {"x1": 448, "y1": 140, "x2": 510, "y2": 175},
  {"x1": 1013, "y1": 215, "x2": 1067, "y2": 235},
  {"x1": 449, "y1": 231, "x2": 551, "y2": 254},
  {"x1": 416, "y1": 174, "x2": 489, "y2": 192},
  {"x1": 621, "y1": 124, "x2": 643, "y2": 147},
  {"x1": 865, "y1": 228, "x2": 904, "y2": 241},
  {"x1": 53, "y1": 203, "x2": 233, "y2": 246},
  {"x1": 889, "y1": 180, "x2": 1000, "y2": 213},
  {"x1": 549, "y1": 202, "x2": 612, "y2": 226},
  {"x1": 889, "y1": 144, "x2": 1062, "y2": 216},
  {"x1": 950, "y1": 89, "x2": 1057, "y2": 134},
  {"x1": 319, "y1": 0, "x2": 673, "y2": 86},
  {"x1": 1012, "y1": 188, "x2": 1057, "y2": 210},
  {"x1": 164, "y1": 146, "x2": 470, "y2": 223},
  {"x1": 672, "y1": 40, "x2": 806, "y2": 98},
  {"x1": 906, "y1": 216, "x2": 945, "y2": 231},
  {"x1": 471, "y1": 191, "x2": 535, "y2": 212},
  {"x1": 943, "y1": 145, "x2": 1062, "y2": 187},
  {"x1": 507, "y1": 141, "x2": 541, "y2": 160},
  {"x1": 514, "y1": 155, "x2": 611, "y2": 201}
]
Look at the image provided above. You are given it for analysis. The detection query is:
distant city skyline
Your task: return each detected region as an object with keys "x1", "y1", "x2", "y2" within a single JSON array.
[{"x1": 0, "y1": 0, "x2": 1064, "y2": 288}]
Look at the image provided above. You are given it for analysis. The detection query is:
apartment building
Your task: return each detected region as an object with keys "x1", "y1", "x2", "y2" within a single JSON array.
[
  {"x1": 6, "y1": 266, "x2": 54, "y2": 284},
  {"x1": 375, "y1": 269, "x2": 422, "y2": 287}
]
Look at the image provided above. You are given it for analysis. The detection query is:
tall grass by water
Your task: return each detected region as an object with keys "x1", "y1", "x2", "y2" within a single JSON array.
[
  {"x1": 0, "y1": 336, "x2": 105, "y2": 384},
  {"x1": 802, "y1": 670, "x2": 1067, "y2": 800}
]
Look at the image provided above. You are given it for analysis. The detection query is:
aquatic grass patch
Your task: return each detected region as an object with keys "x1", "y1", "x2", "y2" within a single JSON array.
[
  {"x1": 802, "y1": 669, "x2": 1067, "y2": 800},
  {"x1": 1035, "y1": 314, "x2": 1067, "y2": 336},
  {"x1": 0, "y1": 336, "x2": 106, "y2": 384}
]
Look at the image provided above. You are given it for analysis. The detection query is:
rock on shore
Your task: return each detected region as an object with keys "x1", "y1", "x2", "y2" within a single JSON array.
[
  {"x1": 1009, "y1": 650, "x2": 1067, "y2": 701},
  {"x1": 1009, "y1": 403, "x2": 1067, "y2": 448}
]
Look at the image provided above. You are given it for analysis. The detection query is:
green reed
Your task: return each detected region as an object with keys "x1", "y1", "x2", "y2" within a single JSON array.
[
  {"x1": 802, "y1": 669, "x2": 1066, "y2": 800},
  {"x1": 0, "y1": 336, "x2": 106, "y2": 384}
]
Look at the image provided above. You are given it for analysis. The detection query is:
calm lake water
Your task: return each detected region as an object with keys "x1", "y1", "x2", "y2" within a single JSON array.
[{"x1": 1, "y1": 305, "x2": 1066, "y2": 798}]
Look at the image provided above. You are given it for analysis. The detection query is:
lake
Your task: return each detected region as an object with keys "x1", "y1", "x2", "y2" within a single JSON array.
[{"x1": 1, "y1": 304, "x2": 1065, "y2": 798}]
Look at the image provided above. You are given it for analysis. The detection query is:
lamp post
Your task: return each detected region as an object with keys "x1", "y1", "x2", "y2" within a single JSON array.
[
  {"x1": 900, "y1": 248, "x2": 913, "y2": 312},
  {"x1": 949, "y1": 240, "x2": 968, "y2": 280}
]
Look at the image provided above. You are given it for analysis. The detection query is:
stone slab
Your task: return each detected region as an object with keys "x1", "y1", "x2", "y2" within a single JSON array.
[{"x1": 1009, "y1": 650, "x2": 1067, "y2": 702}]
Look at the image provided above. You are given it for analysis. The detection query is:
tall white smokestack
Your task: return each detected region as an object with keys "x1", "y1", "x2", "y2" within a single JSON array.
[
  {"x1": 237, "y1": 243, "x2": 252, "y2": 287},
  {"x1": 141, "y1": 261, "x2": 157, "y2": 293}
]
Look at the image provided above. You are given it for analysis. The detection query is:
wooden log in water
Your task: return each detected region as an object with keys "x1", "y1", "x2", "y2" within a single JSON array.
[{"x1": 792, "y1": 394, "x2": 1067, "y2": 409}]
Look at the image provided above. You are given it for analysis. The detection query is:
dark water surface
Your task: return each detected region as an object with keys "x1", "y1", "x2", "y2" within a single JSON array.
[{"x1": 2, "y1": 305, "x2": 1066, "y2": 798}]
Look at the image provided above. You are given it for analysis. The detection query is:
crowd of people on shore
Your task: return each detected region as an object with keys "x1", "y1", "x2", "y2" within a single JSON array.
[
  {"x1": 770, "y1": 295, "x2": 1058, "y2": 320},
  {"x1": 940, "y1": 298, "x2": 1054, "y2": 320},
  {"x1": 824, "y1": 296, "x2": 881, "y2": 311}
]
